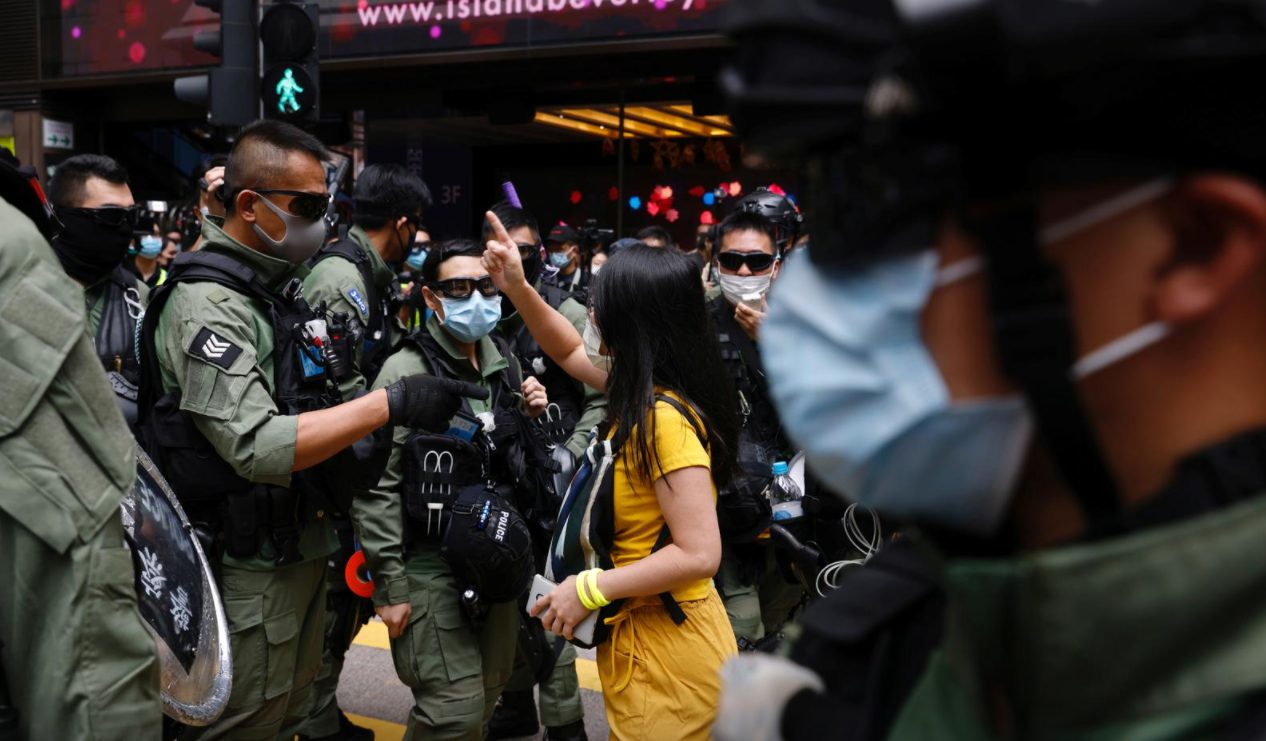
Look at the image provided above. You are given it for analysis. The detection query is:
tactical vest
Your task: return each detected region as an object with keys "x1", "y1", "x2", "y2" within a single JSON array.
[
  {"x1": 504, "y1": 283, "x2": 586, "y2": 443},
  {"x1": 307, "y1": 237, "x2": 393, "y2": 385},
  {"x1": 94, "y1": 265, "x2": 144, "y2": 430},
  {"x1": 397, "y1": 329, "x2": 536, "y2": 605},
  {"x1": 707, "y1": 294, "x2": 783, "y2": 543},
  {"x1": 137, "y1": 250, "x2": 386, "y2": 565}
]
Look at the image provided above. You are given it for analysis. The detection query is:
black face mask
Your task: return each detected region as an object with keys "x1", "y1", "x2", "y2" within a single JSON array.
[
  {"x1": 51, "y1": 210, "x2": 134, "y2": 285},
  {"x1": 503, "y1": 249, "x2": 544, "y2": 318}
]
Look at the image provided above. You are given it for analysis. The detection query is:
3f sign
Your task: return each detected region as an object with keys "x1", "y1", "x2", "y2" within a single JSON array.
[{"x1": 442, "y1": 185, "x2": 462, "y2": 205}]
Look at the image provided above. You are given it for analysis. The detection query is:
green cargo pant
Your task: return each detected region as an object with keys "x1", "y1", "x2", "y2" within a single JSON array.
[
  {"x1": 390, "y1": 553, "x2": 518, "y2": 741},
  {"x1": 718, "y1": 541, "x2": 804, "y2": 643},
  {"x1": 186, "y1": 557, "x2": 327, "y2": 741},
  {"x1": 505, "y1": 626, "x2": 584, "y2": 728},
  {"x1": 294, "y1": 566, "x2": 370, "y2": 739},
  {"x1": 0, "y1": 511, "x2": 162, "y2": 741}
]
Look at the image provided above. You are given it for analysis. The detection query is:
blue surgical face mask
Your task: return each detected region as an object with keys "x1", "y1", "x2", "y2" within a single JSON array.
[
  {"x1": 439, "y1": 291, "x2": 502, "y2": 343},
  {"x1": 762, "y1": 179, "x2": 1174, "y2": 535},
  {"x1": 548, "y1": 247, "x2": 574, "y2": 269},
  {"x1": 139, "y1": 234, "x2": 163, "y2": 259},
  {"x1": 406, "y1": 248, "x2": 428, "y2": 271}
]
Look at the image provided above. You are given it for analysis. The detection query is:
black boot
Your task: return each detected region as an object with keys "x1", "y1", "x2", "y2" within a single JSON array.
[
  {"x1": 487, "y1": 689, "x2": 540, "y2": 740},
  {"x1": 545, "y1": 719, "x2": 589, "y2": 741}
]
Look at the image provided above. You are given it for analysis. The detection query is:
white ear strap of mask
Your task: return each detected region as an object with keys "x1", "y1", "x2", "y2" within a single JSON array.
[
  {"x1": 1040, "y1": 178, "x2": 1175, "y2": 245},
  {"x1": 934, "y1": 255, "x2": 985, "y2": 288}
]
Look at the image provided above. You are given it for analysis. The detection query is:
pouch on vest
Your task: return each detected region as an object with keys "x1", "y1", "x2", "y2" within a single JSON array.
[
  {"x1": 400, "y1": 431, "x2": 484, "y2": 542},
  {"x1": 441, "y1": 483, "x2": 534, "y2": 604}
]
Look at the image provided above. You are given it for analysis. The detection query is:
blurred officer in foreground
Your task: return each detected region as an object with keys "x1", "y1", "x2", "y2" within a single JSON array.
[
  {"x1": 298, "y1": 163, "x2": 432, "y2": 741},
  {"x1": 0, "y1": 160, "x2": 162, "y2": 740},
  {"x1": 47, "y1": 154, "x2": 149, "y2": 430},
  {"x1": 138, "y1": 119, "x2": 484, "y2": 740},
  {"x1": 716, "y1": 2, "x2": 1266, "y2": 740}
]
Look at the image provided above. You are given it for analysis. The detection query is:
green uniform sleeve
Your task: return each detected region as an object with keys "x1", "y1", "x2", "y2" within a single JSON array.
[
  {"x1": 303, "y1": 258, "x2": 371, "y2": 401},
  {"x1": 559, "y1": 298, "x2": 607, "y2": 457},
  {"x1": 157, "y1": 283, "x2": 298, "y2": 486},
  {"x1": 354, "y1": 350, "x2": 427, "y2": 607}
]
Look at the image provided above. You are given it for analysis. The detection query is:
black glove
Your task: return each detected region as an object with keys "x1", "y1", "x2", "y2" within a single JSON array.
[{"x1": 385, "y1": 374, "x2": 491, "y2": 432}]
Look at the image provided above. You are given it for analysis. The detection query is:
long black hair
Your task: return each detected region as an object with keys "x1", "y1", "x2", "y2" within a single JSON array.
[{"x1": 593, "y1": 244, "x2": 739, "y2": 489}]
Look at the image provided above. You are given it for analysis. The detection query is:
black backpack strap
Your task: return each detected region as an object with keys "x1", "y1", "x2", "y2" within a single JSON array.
[
  {"x1": 539, "y1": 282, "x2": 578, "y2": 311},
  {"x1": 646, "y1": 394, "x2": 710, "y2": 628}
]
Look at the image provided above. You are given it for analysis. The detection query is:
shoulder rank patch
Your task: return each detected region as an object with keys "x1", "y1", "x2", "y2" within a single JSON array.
[
  {"x1": 346, "y1": 287, "x2": 370, "y2": 317},
  {"x1": 190, "y1": 327, "x2": 243, "y2": 370}
]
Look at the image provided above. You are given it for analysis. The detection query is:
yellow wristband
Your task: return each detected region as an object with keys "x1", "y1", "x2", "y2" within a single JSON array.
[
  {"x1": 576, "y1": 570, "x2": 601, "y2": 611},
  {"x1": 584, "y1": 569, "x2": 611, "y2": 608}
]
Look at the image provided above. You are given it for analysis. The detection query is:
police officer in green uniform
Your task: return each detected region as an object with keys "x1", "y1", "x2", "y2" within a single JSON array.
[
  {"x1": 715, "y1": 3, "x2": 1266, "y2": 741},
  {"x1": 0, "y1": 164, "x2": 162, "y2": 740},
  {"x1": 355, "y1": 238, "x2": 549, "y2": 741},
  {"x1": 47, "y1": 154, "x2": 149, "y2": 431},
  {"x1": 706, "y1": 210, "x2": 803, "y2": 646},
  {"x1": 298, "y1": 163, "x2": 432, "y2": 741},
  {"x1": 139, "y1": 120, "x2": 485, "y2": 741},
  {"x1": 482, "y1": 204, "x2": 599, "y2": 741}
]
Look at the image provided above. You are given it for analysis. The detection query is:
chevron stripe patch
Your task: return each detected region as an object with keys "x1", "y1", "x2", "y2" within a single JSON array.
[{"x1": 190, "y1": 327, "x2": 243, "y2": 370}]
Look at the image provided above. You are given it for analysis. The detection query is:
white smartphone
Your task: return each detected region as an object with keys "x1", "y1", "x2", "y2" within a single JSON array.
[
  {"x1": 741, "y1": 292, "x2": 764, "y2": 312},
  {"x1": 530, "y1": 574, "x2": 599, "y2": 645}
]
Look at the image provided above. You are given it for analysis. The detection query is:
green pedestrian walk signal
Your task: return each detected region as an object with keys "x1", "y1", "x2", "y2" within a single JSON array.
[{"x1": 260, "y1": 2, "x2": 320, "y2": 123}]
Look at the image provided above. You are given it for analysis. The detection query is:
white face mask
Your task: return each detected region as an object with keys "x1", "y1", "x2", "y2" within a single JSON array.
[
  {"x1": 717, "y1": 270, "x2": 774, "y2": 308},
  {"x1": 582, "y1": 317, "x2": 612, "y2": 373}
]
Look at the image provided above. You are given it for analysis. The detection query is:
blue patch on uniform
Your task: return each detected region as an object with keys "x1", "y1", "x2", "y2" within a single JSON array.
[{"x1": 347, "y1": 288, "x2": 369, "y2": 317}]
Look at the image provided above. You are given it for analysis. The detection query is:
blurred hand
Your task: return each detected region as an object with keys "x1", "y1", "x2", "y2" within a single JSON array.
[
  {"x1": 482, "y1": 210, "x2": 529, "y2": 296},
  {"x1": 521, "y1": 376, "x2": 549, "y2": 419},
  {"x1": 375, "y1": 601, "x2": 411, "y2": 639},
  {"x1": 734, "y1": 298, "x2": 767, "y2": 342},
  {"x1": 204, "y1": 166, "x2": 226, "y2": 199}
]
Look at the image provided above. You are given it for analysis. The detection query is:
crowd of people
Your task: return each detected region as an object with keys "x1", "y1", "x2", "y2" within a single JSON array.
[
  {"x1": 10, "y1": 3, "x2": 1266, "y2": 741},
  {"x1": 0, "y1": 110, "x2": 832, "y2": 741}
]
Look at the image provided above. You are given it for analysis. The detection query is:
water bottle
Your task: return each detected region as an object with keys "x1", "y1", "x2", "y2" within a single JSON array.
[{"x1": 770, "y1": 461, "x2": 803, "y2": 521}]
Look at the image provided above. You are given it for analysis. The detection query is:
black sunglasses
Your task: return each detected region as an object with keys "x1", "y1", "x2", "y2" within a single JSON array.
[
  {"x1": 431, "y1": 276, "x2": 500, "y2": 300},
  {"x1": 57, "y1": 205, "x2": 141, "y2": 229},
  {"x1": 516, "y1": 242, "x2": 541, "y2": 260},
  {"x1": 716, "y1": 251, "x2": 778, "y2": 273},
  {"x1": 245, "y1": 188, "x2": 333, "y2": 222}
]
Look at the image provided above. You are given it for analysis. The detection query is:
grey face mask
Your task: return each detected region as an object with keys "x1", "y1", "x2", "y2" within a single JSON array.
[{"x1": 251, "y1": 194, "x2": 327, "y2": 264}]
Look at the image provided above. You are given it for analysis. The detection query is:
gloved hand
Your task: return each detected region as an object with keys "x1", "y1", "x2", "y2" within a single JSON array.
[
  {"x1": 385, "y1": 375, "x2": 490, "y2": 432},
  {"x1": 712, "y1": 653, "x2": 825, "y2": 741}
]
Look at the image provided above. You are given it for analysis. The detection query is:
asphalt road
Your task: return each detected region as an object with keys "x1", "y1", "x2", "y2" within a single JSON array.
[{"x1": 335, "y1": 619, "x2": 611, "y2": 741}]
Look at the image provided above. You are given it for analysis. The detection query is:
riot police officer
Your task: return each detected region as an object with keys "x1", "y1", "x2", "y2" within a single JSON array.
[
  {"x1": 353, "y1": 237, "x2": 546, "y2": 741},
  {"x1": 542, "y1": 225, "x2": 588, "y2": 296},
  {"x1": 716, "y1": 2, "x2": 1266, "y2": 740},
  {"x1": 298, "y1": 163, "x2": 432, "y2": 741},
  {"x1": 0, "y1": 160, "x2": 162, "y2": 740},
  {"x1": 138, "y1": 119, "x2": 485, "y2": 741},
  {"x1": 47, "y1": 154, "x2": 148, "y2": 431},
  {"x1": 706, "y1": 210, "x2": 804, "y2": 646},
  {"x1": 483, "y1": 203, "x2": 600, "y2": 741}
]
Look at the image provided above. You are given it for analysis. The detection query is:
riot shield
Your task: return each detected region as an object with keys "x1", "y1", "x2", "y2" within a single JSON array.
[{"x1": 120, "y1": 449, "x2": 231, "y2": 726}]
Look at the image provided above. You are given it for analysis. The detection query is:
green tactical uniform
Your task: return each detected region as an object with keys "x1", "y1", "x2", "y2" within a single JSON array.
[
  {"x1": 153, "y1": 217, "x2": 337, "y2": 740},
  {"x1": 0, "y1": 198, "x2": 161, "y2": 740},
  {"x1": 298, "y1": 225, "x2": 400, "y2": 740},
  {"x1": 719, "y1": 541, "x2": 804, "y2": 643},
  {"x1": 887, "y1": 495, "x2": 1266, "y2": 741},
  {"x1": 355, "y1": 316, "x2": 521, "y2": 741},
  {"x1": 495, "y1": 289, "x2": 602, "y2": 730}
]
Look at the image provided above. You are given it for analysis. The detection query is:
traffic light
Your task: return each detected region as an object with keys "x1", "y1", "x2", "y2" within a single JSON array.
[
  {"x1": 260, "y1": 2, "x2": 320, "y2": 123},
  {"x1": 174, "y1": 0, "x2": 258, "y2": 127}
]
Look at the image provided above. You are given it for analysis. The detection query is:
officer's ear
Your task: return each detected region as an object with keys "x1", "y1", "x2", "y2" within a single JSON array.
[
  {"x1": 422, "y1": 286, "x2": 444, "y2": 319},
  {"x1": 235, "y1": 190, "x2": 260, "y2": 224},
  {"x1": 1153, "y1": 174, "x2": 1266, "y2": 326}
]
